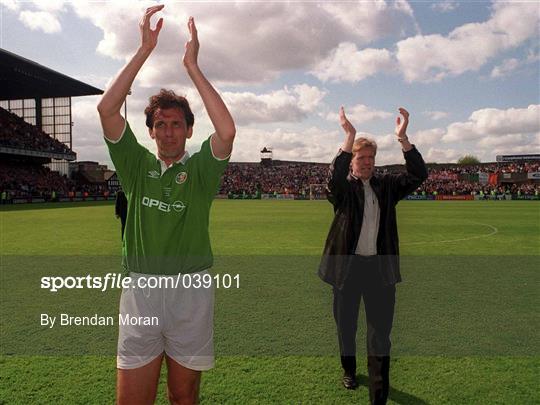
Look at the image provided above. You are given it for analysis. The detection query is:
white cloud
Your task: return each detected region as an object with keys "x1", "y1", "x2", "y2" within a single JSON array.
[
  {"x1": 87, "y1": 82, "x2": 330, "y2": 165},
  {"x1": 18, "y1": 10, "x2": 61, "y2": 33},
  {"x1": 222, "y1": 85, "x2": 326, "y2": 126},
  {"x1": 11, "y1": 1, "x2": 537, "y2": 169},
  {"x1": 327, "y1": 104, "x2": 392, "y2": 125},
  {"x1": 490, "y1": 58, "x2": 520, "y2": 78},
  {"x1": 0, "y1": 0, "x2": 18, "y2": 11},
  {"x1": 396, "y1": 2, "x2": 540, "y2": 82},
  {"x1": 374, "y1": 133, "x2": 396, "y2": 151},
  {"x1": 6, "y1": 1, "x2": 415, "y2": 86},
  {"x1": 412, "y1": 127, "x2": 446, "y2": 146},
  {"x1": 319, "y1": 1, "x2": 416, "y2": 42},
  {"x1": 71, "y1": 105, "x2": 540, "y2": 170},
  {"x1": 443, "y1": 104, "x2": 540, "y2": 142},
  {"x1": 220, "y1": 127, "x2": 416, "y2": 165},
  {"x1": 431, "y1": 1, "x2": 459, "y2": 13},
  {"x1": 294, "y1": 84, "x2": 327, "y2": 112},
  {"x1": 376, "y1": 151, "x2": 408, "y2": 166},
  {"x1": 229, "y1": 126, "x2": 340, "y2": 163},
  {"x1": 66, "y1": 1, "x2": 415, "y2": 86},
  {"x1": 311, "y1": 42, "x2": 394, "y2": 83},
  {"x1": 424, "y1": 147, "x2": 462, "y2": 163},
  {"x1": 423, "y1": 111, "x2": 449, "y2": 120},
  {"x1": 476, "y1": 133, "x2": 527, "y2": 148},
  {"x1": 31, "y1": 0, "x2": 65, "y2": 12},
  {"x1": 405, "y1": 105, "x2": 540, "y2": 163},
  {"x1": 491, "y1": 143, "x2": 540, "y2": 157},
  {"x1": 478, "y1": 132, "x2": 540, "y2": 160},
  {"x1": 71, "y1": 97, "x2": 111, "y2": 164}
]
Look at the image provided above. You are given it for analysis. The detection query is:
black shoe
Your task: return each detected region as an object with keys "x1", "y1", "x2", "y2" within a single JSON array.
[{"x1": 342, "y1": 373, "x2": 358, "y2": 390}]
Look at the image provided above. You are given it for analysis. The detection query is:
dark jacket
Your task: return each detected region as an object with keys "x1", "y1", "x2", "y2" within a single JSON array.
[
  {"x1": 318, "y1": 146, "x2": 428, "y2": 289},
  {"x1": 115, "y1": 190, "x2": 128, "y2": 239},
  {"x1": 115, "y1": 190, "x2": 127, "y2": 218}
]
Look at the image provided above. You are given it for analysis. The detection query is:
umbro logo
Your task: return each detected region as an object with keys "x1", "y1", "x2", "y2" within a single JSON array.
[{"x1": 147, "y1": 170, "x2": 160, "y2": 179}]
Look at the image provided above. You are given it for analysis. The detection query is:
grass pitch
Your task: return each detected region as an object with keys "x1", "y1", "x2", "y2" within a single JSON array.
[{"x1": 1, "y1": 200, "x2": 539, "y2": 404}]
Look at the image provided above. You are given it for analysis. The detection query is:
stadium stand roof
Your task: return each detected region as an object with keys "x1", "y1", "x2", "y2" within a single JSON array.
[{"x1": 0, "y1": 48, "x2": 103, "y2": 100}]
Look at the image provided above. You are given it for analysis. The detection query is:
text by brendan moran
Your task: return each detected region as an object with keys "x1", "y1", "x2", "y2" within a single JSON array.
[{"x1": 40, "y1": 313, "x2": 159, "y2": 328}]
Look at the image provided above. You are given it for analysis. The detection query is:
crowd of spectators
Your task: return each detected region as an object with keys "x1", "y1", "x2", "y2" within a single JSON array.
[
  {"x1": 0, "y1": 161, "x2": 74, "y2": 199},
  {"x1": 220, "y1": 163, "x2": 328, "y2": 195},
  {"x1": 416, "y1": 179, "x2": 538, "y2": 196},
  {"x1": 0, "y1": 107, "x2": 73, "y2": 155},
  {"x1": 421, "y1": 162, "x2": 539, "y2": 175},
  {"x1": 0, "y1": 161, "x2": 112, "y2": 201},
  {"x1": 1, "y1": 158, "x2": 538, "y2": 202},
  {"x1": 1, "y1": 105, "x2": 538, "y2": 201},
  {"x1": 218, "y1": 161, "x2": 539, "y2": 197},
  {"x1": 417, "y1": 163, "x2": 540, "y2": 196}
]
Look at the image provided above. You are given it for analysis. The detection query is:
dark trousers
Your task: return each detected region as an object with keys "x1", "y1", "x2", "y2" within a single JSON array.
[
  {"x1": 120, "y1": 219, "x2": 126, "y2": 240},
  {"x1": 333, "y1": 256, "x2": 396, "y2": 404}
]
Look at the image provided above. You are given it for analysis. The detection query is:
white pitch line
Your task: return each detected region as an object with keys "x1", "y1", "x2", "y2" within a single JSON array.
[
  {"x1": 402, "y1": 222, "x2": 499, "y2": 245},
  {"x1": 231, "y1": 223, "x2": 500, "y2": 250}
]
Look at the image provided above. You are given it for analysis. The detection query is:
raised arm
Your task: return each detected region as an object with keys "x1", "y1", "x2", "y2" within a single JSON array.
[
  {"x1": 327, "y1": 107, "x2": 356, "y2": 207},
  {"x1": 390, "y1": 108, "x2": 428, "y2": 199},
  {"x1": 339, "y1": 106, "x2": 356, "y2": 153},
  {"x1": 395, "y1": 107, "x2": 413, "y2": 152},
  {"x1": 183, "y1": 17, "x2": 236, "y2": 159},
  {"x1": 97, "y1": 5, "x2": 164, "y2": 141}
]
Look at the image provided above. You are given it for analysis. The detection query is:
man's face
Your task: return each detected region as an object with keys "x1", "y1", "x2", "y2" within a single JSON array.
[
  {"x1": 351, "y1": 146, "x2": 376, "y2": 180},
  {"x1": 148, "y1": 108, "x2": 192, "y2": 160}
]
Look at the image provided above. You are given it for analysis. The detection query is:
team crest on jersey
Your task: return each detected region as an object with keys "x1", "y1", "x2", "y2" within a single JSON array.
[{"x1": 175, "y1": 172, "x2": 188, "y2": 185}]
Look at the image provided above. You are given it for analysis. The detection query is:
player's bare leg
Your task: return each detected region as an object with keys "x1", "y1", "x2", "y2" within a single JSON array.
[
  {"x1": 117, "y1": 354, "x2": 163, "y2": 405},
  {"x1": 165, "y1": 355, "x2": 201, "y2": 405}
]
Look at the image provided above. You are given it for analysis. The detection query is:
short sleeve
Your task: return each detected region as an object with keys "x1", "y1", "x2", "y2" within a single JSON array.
[
  {"x1": 192, "y1": 134, "x2": 229, "y2": 199},
  {"x1": 104, "y1": 120, "x2": 146, "y2": 194}
]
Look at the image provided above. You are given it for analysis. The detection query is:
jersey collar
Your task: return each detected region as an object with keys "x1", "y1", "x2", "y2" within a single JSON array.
[{"x1": 158, "y1": 151, "x2": 190, "y2": 175}]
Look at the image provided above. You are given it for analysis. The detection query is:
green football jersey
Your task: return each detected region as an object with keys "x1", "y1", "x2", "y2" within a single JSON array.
[{"x1": 105, "y1": 121, "x2": 228, "y2": 275}]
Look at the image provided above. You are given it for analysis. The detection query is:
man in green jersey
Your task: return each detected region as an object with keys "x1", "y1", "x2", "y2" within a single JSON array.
[{"x1": 97, "y1": 5, "x2": 235, "y2": 404}]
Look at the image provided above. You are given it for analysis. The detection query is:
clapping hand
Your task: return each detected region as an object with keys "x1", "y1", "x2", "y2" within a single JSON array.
[
  {"x1": 183, "y1": 16, "x2": 199, "y2": 69},
  {"x1": 139, "y1": 5, "x2": 164, "y2": 52},
  {"x1": 395, "y1": 107, "x2": 409, "y2": 140},
  {"x1": 339, "y1": 106, "x2": 356, "y2": 138}
]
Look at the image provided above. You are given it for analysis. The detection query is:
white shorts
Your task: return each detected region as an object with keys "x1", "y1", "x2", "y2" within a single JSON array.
[{"x1": 117, "y1": 270, "x2": 214, "y2": 370}]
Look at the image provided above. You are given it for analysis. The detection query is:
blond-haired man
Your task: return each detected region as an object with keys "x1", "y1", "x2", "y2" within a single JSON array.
[{"x1": 319, "y1": 107, "x2": 427, "y2": 404}]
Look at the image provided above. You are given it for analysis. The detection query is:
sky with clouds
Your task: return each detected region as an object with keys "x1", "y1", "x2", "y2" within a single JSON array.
[{"x1": 1, "y1": 0, "x2": 539, "y2": 168}]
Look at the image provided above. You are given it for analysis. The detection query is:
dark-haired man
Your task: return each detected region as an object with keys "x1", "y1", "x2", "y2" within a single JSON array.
[
  {"x1": 319, "y1": 107, "x2": 427, "y2": 404},
  {"x1": 97, "y1": 5, "x2": 235, "y2": 404}
]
